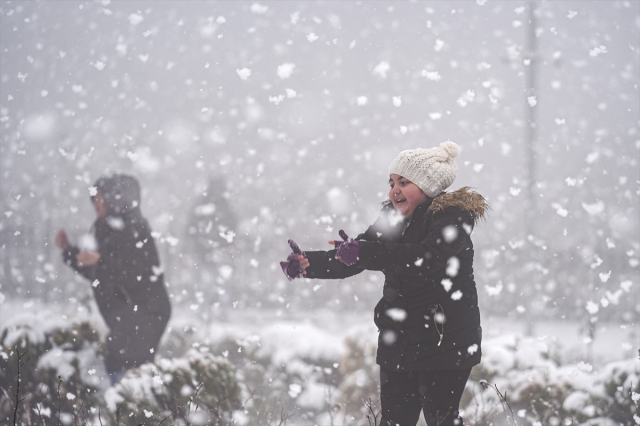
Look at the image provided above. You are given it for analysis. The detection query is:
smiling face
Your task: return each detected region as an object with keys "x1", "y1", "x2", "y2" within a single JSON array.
[{"x1": 388, "y1": 174, "x2": 429, "y2": 219}]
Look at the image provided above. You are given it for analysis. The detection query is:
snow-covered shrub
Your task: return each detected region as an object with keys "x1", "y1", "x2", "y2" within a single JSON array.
[
  {"x1": 599, "y1": 360, "x2": 640, "y2": 426},
  {"x1": 160, "y1": 317, "x2": 384, "y2": 425},
  {"x1": 335, "y1": 329, "x2": 380, "y2": 422},
  {"x1": 0, "y1": 320, "x2": 105, "y2": 425},
  {"x1": 471, "y1": 333, "x2": 561, "y2": 381},
  {"x1": 208, "y1": 329, "x2": 341, "y2": 425},
  {"x1": 463, "y1": 334, "x2": 640, "y2": 426},
  {"x1": 103, "y1": 349, "x2": 241, "y2": 425}
]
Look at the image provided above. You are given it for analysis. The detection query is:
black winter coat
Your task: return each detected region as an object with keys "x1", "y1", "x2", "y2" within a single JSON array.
[
  {"x1": 62, "y1": 174, "x2": 171, "y2": 374},
  {"x1": 305, "y1": 187, "x2": 488, "y2": 372}
]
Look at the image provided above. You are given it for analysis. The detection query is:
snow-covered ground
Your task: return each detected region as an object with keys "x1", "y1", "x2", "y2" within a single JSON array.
[
  {"x1": 482, "y1": 315, "x2": 635, "y2": 367},
  {"x1": 1, "y1": 298, "x2": 632, "y2": 368},
  {"x1": 186, "y1": 307, "x2": 633, "y2": 367},
  {"x1": 2, "y1": 298, "x2": 638, "y2": 425}
]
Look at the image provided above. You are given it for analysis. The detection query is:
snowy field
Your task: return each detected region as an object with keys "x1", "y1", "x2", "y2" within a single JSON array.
[
  {"x1": 2, "y1": 297, "x2": 638, "y2": 425},
  {"x1": 1, "y1": 298, "x2": 632, "y2": 368}
]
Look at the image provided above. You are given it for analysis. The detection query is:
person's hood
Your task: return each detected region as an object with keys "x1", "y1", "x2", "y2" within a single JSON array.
[
  {"x1": 428, "y1": 186, "x2": 490, "y2": 225},
  {"x1": 92, "y1": 173, "x2": 142, "y2": 217}
]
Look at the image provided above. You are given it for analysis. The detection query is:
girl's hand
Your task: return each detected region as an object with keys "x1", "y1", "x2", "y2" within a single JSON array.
[
  {"x1": 55, "y1": 229, "x2": 70, "y2": 251},
  {"x1": 298, "y1": 254, "x2": 310, "y2": 275},
  {"x1": 280, "y1": 239, "x2": 308, "y2": 281},
  {"x1": 333, "y1": 230, "x2": 360, "y2": 266},
  {"x1": 329, "y1": 230, "x2": 350, "y2": 250},
  {"x1": 76, "y1": 250, "x2": 101, "y2": 267}
]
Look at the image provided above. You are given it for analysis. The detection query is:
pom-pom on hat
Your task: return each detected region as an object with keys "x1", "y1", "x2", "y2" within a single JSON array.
[{"x1": 388, "y1": 141, "x2": 461, "y2": 198}]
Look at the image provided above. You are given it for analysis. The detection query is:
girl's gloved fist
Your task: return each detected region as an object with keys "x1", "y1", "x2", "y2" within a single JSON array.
[
  {"x1": 335, "y1": 230, "x2": 360, "y2": 266},
  {"x1": 280, "y1": 239, "x2": 307, "y2": 281}
]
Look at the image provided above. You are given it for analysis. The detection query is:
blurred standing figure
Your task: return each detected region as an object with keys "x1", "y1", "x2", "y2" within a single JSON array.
[
  {"x1": 186, "y1": 176, "x2": 237, "y2": 320},
  {"x1": 55, "y1": 173, "x2": 171, "y2": 385}
]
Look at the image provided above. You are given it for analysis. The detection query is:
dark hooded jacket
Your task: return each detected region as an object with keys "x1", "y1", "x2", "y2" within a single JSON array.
[
  {"x1": 305, "y1": 187, "x2": 488, "y2": 371},
  {"x1": 62, "y1": 174, "x2": 171, "y2": 373}
]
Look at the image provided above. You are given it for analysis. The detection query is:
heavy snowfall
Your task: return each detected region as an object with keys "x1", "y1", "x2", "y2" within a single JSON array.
[{"x1": 0, "y1": 1, "x2": 639, "y2": 425}]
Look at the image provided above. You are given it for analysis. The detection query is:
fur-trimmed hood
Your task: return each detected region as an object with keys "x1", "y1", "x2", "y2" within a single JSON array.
[{"x1": 428, "y1": 187, "x2": 489, "y2": 224}]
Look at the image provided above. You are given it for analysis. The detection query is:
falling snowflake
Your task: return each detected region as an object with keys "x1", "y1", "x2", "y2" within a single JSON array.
[
  {"x1": 589, "y1": 45, "x2": 607, "y2": 57},
  {"x1": 373, "y1": 61, "x2": 390, "y2": 79},
  {"x1": 421, "y1": 70, "x2": 441, "y2": 81},
  {"x1": 386, "y1": 308, "x2": 407, "y2": 322},
  {"x1": 277, "y1": 63, "x2": 296, "y2": 79},
  {"x1": 128, "y1": 13, "x2": 144, "y2": 25},
  {"x1": 236, "y1": 68, "x2": 251, "y2": 80},
  {"x1": 441, "y1": 278, "x2": 453, "y2": 292},
  {"x1": 598, "y1": 271, "x2": 611, "y2": 283},
  {"x1": 582, "y1": 201, "x2": 605, "y2": 216},
  {"x1": 250, "y1": 3, "x2": 268, "y2": 14},
  {"x1": 585, "y1": 300, "x2": 599, "y2": 314}
]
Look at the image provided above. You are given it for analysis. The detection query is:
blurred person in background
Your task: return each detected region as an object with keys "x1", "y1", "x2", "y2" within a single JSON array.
[
  {"x1": 280, "y1": 142, "x2": 488, "y2": 426},
  {"x1": 185, "y1": 175, "x2": 237, "y2": 321},
  {"x1": 55, "y1": 173, "x2": 171, "y2": 385}
]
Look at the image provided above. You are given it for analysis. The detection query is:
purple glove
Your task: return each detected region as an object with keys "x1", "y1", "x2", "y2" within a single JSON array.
[
  {"x1": 336, "y1": 230, "x2": 360, "y2": 266},
  {"x1": 280, "y1": 239, "x2": 306, "y2": 281}
]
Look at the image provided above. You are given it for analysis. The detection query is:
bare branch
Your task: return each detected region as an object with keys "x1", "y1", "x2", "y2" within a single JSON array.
[
  {"x1": 493, "y1": 384, "x2": 517, "y2": 426},
  {"x1": 186, "y1": 381, "x2": 204, "y2": 425},
  {"x1": 72, "y1": 402, "x2": 85, "y2": 426},
  {"x1": 435, "y1": 407, "x2": 452, "y2": 426},
  {"x1": 363, "y1": 398, "x2": 381, "y2": 426},
  {"x1": 12, "y1": 345, "x2": 30, "y2": 426},
  {"x1": 115, "y1": 397, "x2": 128, "y2": 426},
  {"x1": 157, "y1": 414, "x2": 172, "y2": 425},
  {"x1": 56, "y1": 376, "x2": 64, "y2": 426},
  {"x1": 276, "y1": 406, "x2": 293, "y2": 426}
]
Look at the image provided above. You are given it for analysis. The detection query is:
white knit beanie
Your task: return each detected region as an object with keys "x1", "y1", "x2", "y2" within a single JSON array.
[{"x1": 388, "y1": 141, "x2": 461, "y2": 197}]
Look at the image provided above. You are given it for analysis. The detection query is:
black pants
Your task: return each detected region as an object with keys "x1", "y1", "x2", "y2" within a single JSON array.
[{"x1": 379, "y1": 366, "x2": 471, "y2": 426}]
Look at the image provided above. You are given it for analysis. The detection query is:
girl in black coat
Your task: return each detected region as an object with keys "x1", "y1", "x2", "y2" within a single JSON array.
[
  {"x1": 280, "y1": 142, "x2": 488, "y2": 426},
  {"x1": 55, "y1": 174, "x2": 171, "y2": 385}
]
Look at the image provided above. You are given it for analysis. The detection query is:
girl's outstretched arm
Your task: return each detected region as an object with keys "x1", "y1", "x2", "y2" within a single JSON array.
[
  {"x1": 281, "y1": 235, "x2": 365, "y2": 281},
  {"x1": 304, "y1": 246, "x2": 364, "y2": 280}
]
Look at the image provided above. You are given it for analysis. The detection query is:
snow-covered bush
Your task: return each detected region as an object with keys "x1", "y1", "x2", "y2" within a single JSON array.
[
  {"x1": 159, "y1": 316, "x2": 383, "y2": 425},
  {"x1": 204, "y1": 324, "x2": 343, "y2": 425},
  {"x1": 3, "y1": 302, "x2": 637, "y2": 426},
  {"x1": 0, "y1": 320, "x2": 105, "y2": 425},
  {"x1": 103, "y1": 349, "x2": 241, "y2": 425},
  {"x1": 334, "y1": 329, "x2": 381, "y2": 423},
  {"x1": 464, "y1": 334, "x2": 640, "y2": 426},
  {"x1": 599, "y1": 360, "x2": 640, "y2": 426}
]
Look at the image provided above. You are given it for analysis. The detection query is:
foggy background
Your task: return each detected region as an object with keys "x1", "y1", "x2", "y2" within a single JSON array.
[{"x1": 1, "y1": 0, "x2": 639, "y2": 351}]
